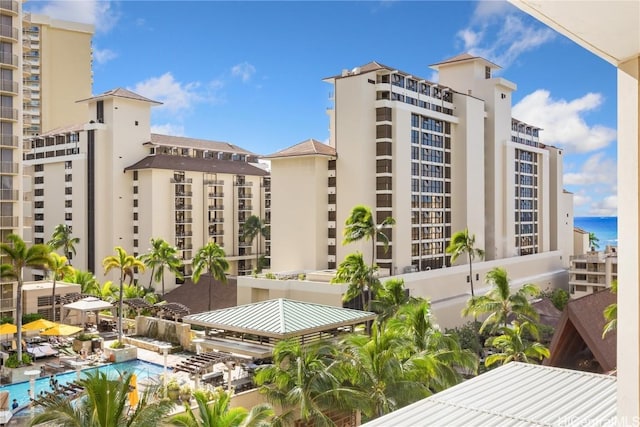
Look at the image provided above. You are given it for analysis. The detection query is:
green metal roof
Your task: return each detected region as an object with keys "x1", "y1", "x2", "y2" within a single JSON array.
[{"x1": 183, "y1": 298, "x2": 376, "y2": 339}]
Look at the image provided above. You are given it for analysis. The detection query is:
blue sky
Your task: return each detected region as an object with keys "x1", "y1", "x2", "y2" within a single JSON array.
[{"x1": 26, "y1": 0, "x2": 618, "y2": 217}]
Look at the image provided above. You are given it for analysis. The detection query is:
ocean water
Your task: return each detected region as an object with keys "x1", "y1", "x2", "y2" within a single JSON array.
[{"x1": 574, "y1": 216, "x2": 618, "y2": 247}]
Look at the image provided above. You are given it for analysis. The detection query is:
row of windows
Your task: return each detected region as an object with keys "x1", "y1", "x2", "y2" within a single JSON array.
[
  {"x1": 511, "y1": 136, "x2": 539, "y2": 147},
  {"x1": 517, "y1": 212, "x2": 538, "y2": 222},
  {"x1": 411, "y1": 131, "x2": 448, "y2": 149},
  {"x1": 519, "y1": 175, "x2": 537, "y2": 186},
  {"x1": 411, "y1": 147, "x2": 446, "y2": 163},
  {"x1": 517, "y1": 224, "x2": 537, "y2": 234},
  {"x1": 411, "y1": 241, "x2": 445, "y2": 256},
  {"x1": 412, "y1": 210, "x2": 450, "y2": 224},
  {"x1": 381, "y1": 74, "x2": 453, "y2": 102},
  {"x1": 411, "y1": 115, "x2": 450, "y2": 133},
  {"x1": 24, "y1": 147, "x2": 80, "y2": 160},
  {"x1": 517, "y1": 199, "x2": 536, "y2": 210},
  {"x1": 516, "y1": 187, "x2": 537, "y2": 198},
  {"x1": 411, "y1": 226, "x2": 446, "y2": 241},
  {"x1": 30, "y1": 133, "x2": 80, "y2": 148},
  {"x1": 411, "y1": 163, "x2": 446, "y2": 178},
  {"x1": 511, "y1": 122, "x2": 540, "y2": 137},
  {"x1": 411, "y1": 195, "x2": 449, "y2": 209},
  {"x1": 376, "y1": 91, "x2": 454, "y2": 115}
]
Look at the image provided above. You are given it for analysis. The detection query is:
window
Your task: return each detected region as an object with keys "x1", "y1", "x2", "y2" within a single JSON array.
[
  {"x1": 133, "y1": 199, "x2": 138, "y2": 207},
  {"x1": 34, "y1": 189, "x2": 43, "y2": 196},
  {"x1": 97, "y1": 100, "x2": 104, "y2": 123},
  {"x1": 65, "y1": 213, "x2": 72, "y2": 221},
  {"x1": 64, "y1": 187, "x2": 72, "y2": 195},
  {"x1": 133, "y1": 171, "x2": 138, "y2": 181},
  {"x1": 133, "y1": 212, "x2": 138, "y2": 220},
  {"x1": 65, "y1": 200, "x2": 72, "y2": 208},
  {"x1": 485, "y1": 66, "x2": 491, "y2": 79},
  {"x1": 35, "y1": 164, "x2": 43, "y2": 172}
]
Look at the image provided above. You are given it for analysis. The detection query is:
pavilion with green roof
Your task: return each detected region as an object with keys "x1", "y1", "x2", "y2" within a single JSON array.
[{"x1": 182, "y1": 298, "x2": 376, "y2": 359}]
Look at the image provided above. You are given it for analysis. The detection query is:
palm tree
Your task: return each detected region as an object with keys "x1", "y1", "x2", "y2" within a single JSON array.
[
  {"x1": 170, "y1": 389, "x2": 273, "y2": 427},
  {"x1": 254, "y1": 339, "x2": 345, "y2": 427},
  {"x1": 140, "y1": 238, "x2": 184, "y2": 295},
  {"x1": 463, "y1": 267, "x2": 540, "y2": 334},
  {"x1": 0, "y1": 234, "x2": 51, "y2": 363},
  {"x1": 343, "y1": 205, "x2": 395, "y2": 288},
  {"x1": 192, "y1": 242, "x2": 229, "y2": 312},
  {"x1": 48, "y1": 224, "x2": 80, "y2": 265},
  {"x1": 47, "y1": 253, "x2": 74, "y2": 322},
  {"x1": 370, "y1": 278, "x2": 413, "y2": 324},
  {"x1": 484, "y1": 321, "x2": 550, "y2": 368},
  {"x1": 589, "y1": 232, "x2": 600, "y2": 250},
  {"x1": 387, "y1": 300, "x2": 478, "y2": 392},
  {"x1": 103, "y1": 247, "x2": 145, "y2": 342},
  {"x1": 331, "y1": 252, "x2": 378, "y2": 311},
  {"x1": 242, "y1": 215, "x2": 268, "y2": 274},
  {"x1": 29, "y1": 370, "x2": 174, "y2": 427},
  {"x1": 69, "y1": 269, "x2": 101, "y2": 295},
  {"x1": 603, "y1": 280, "x2": 618, "y2": 338},
  {"x1": 446, "y1": 228, "x2": 484, "y2": 298},
  {"x1": 337, "y1": 324, "x2": 429, "y2": 419}
]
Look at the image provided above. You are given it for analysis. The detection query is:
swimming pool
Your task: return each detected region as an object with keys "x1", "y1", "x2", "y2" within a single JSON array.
[{"x1": 1, "y1": 359, "x2": 168, "y2": 408}]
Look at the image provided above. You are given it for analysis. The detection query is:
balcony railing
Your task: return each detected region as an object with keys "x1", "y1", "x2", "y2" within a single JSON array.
[
  {"x1": 0, "y1": 53, "x2": 18, "y2": 67},
  {"x1": 0, "y1": 135, "x2": 18, "y2": 148},
  {"x1": 171, "y1": 178, "x2": 193, "y2": 184},
  {"x1": 0, "y1": 162, "x2": 18, "y2": 174},
  {"x1": 204, "y1": 179, "x2": 224, "y2": 185},
  {"x1": 174, "y1": 217, "x2": 193, "y2": 224},
  {"x1": 175, "y1": 191, "x2": 193, "y2": 197},
  {"x1": 0, "y1": 215, "x2": 18, "y2": 227},
  {"x1": 234, "y1": 181, "x2": 253, "y2": 187},
  {"x1": 0, "y1": 1, "x2": 18, "y2": 14},
  {"x1": 0, "y1": 79, "x2": 17, "y2": 94},
  {"x1": 0, "y1": 107, "x2": 17, "y2": 121},
  {"x1": 0, "y1": 189, "x2": 18, "y2": 201},
  {"x1": 208, "y1": 192, "x2": 224, "y2": 198},
  {"x1": 208, "y1": 205, "x2": 224, "y2": 211},
  {"x1": 0, "y1": 25, "x2": 18, "y2": 40},
  {"x1": 209, "y1": 217, "x2": 223, "y2": 224},
  {"x1": 174, "y1": 204, "x2": 193, "y2": 211}
]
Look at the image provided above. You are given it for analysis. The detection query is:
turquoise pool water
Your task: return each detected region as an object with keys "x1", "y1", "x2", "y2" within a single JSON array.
[{"x1": 1, "y1": 359, "x2": 167, "y2": 408}]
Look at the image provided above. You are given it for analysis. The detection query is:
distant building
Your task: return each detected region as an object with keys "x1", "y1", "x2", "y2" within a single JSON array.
[
  {"x1": 23, "y1": 88, "x2": 270, "y2": 292},
  {"x1": 267, "y1": 54, "x2": 573, "y2": 275},
  {"x1": 247, "y1": 54, "x2": 571, "y2": 327},
  {"x1": 568, "y1": 245, "x2": 618, "y2": 298}
]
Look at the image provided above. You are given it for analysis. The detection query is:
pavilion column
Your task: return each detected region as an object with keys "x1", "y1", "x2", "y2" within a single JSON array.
[{"x1": 617, "y1": 55, "x2": 640, "y2": 423}]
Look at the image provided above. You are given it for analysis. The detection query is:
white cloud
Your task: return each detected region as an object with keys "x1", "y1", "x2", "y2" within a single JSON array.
[
  {"x1": 513, "y1": 90, "x2": 616, "y2": 153},
  {"x1": 27, "y1": 0, "x2": 119, "y2": 33},
  {"x1": 131, "y1": 73, "x2": 210, "y2": 114},
  {"x1": 456, "y1": 1, "x2": 555, "y2": 68},
  {"x1": 151, "y1": 123, "x2": 185, "y2": 136},
  {"x1": 231, "y1": 62, "x2": 256, "y2": 83},
  {"x1": 572, "y1": 193, "x2": 592, "y2": 207},
  {"x1": 563, "y1": 153, "x2": 617, "y2": 186},
  {"x1": 589, "y1": 195, "x2": 617, "y2": 216},
  {"x1": 93, "y1": 47, "x2": 117, "y2": 64}
]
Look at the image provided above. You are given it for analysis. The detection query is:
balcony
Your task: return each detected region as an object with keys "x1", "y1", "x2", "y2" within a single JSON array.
[
  {"x1": 174, "y1": 204, "x2": 193, "y2": 211},
  {"x1": 0, "y1": 215, "x2": 18, "y2": 228},
  {"x1": 0, "y1": 162, "x2": 18, "y2": 174},
  {"x1": 0, "y1": 25, "x2": 18, "y2": 41},
  {"x1": 238, "y1": 203, "x2": 252, "y2": 211},
  {"x1": 208, "y1": 192, "x2": 224, "y2": 198},
  {"x1": 204, "y1": 179, "x2": 224, "y2": 185},
  {"x1": 0, "y1": 1, "x2": 18, "y2": 14},
  {"x1": 171, "y1": 178, "x2": 193, "y2": 184},
  {"x1": 0, "y1": 107, "x2": 17, "y2": 121},
  {"x1": 174, "y1": 216, "x2": 193, "y2": 224},
  {"x1": 208, "y1": 205, "x2": 224, "y2": 211},
  {"x1": 175, "y1": 230, "x2": 193, "y2": 237},
  {"x1": 234, "y1": 180, "x2": 253, "y2": 187},
  {"x1": 209, "y1": 217, "x2": 224, "y2": 224},
  {"x1": 0, "y1": 189, "x2": 18, "y2": 201},
  {"x1": 0, "y1": 135, "x2": 18, "y2": 148},
  {"x1": 0, "y1": 79, "x2": 17, "y2": 95},
  {"x1": 174, "y1": 191, "x2": 193, "y2": 197},
  {"x1": 237, "y1": 191, "x2": 252, "y2": 199},
  {"x1": 0, "y1": 52, "x2": 18, "y2": 68}
]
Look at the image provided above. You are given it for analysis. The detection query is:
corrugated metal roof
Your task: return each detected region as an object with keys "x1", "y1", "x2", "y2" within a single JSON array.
[
  {"x1": 182, "y1": 298, "x2": 376, "y2": 339},
  {"x1": 363, "y1": 362, "x2": 616, "y2": 427}
]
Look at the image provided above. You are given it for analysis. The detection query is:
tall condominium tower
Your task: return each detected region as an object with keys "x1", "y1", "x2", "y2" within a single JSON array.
[
  {"x1": 267, "y1": 54, "x2": 573, "y2": 275},
  {"x1": 22, "y1": 13, "x2": 93, "y2": 138}
]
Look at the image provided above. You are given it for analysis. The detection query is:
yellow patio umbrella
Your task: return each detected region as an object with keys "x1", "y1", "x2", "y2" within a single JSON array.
[
  {"x1": 0, "y1": 323, "x2": 17, "y2": 335},
  {"x1": 128, "y1": 374, "x2": 139, "y2": 408},
  {"x1": 41, "y1": 324, "x2": 83, "y2": 336},
  {"x1": 22, "y1": 319, "x2": 57, "y2": 331}
]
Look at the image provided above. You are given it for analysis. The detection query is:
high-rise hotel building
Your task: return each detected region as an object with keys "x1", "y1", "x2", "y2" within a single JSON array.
[
  {"x1": 23, "y1": 88, "x2": 270, "y2": 295},
  {"x1": 267, "y1": 54, "x2": 573, "y2": 275}
]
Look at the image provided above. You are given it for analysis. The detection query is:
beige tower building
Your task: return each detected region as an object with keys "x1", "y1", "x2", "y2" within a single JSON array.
[
  {"x1": 22, "y1": 13, "x2": 93, "y2": 138},
  {"x1": 24, "y1": 88, "x2": 270, "y2": 294},
  {"x1": 0, "y1": 0, "x2": 24, "y2": 320},
  {"x1": 267, "y1": 55, "x2": 573, "y2": 277}
]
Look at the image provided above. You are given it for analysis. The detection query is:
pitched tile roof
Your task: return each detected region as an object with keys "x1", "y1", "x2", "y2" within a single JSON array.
[
  {"x1": 363, "y1": 362, "x2": 616, "y2": 426},
  {"x1": 148, "y1": 134, "x2": 256, "y2": 156},
  {"x1": 546, "y1": 289, "x2": 617, "y2": 372},
  {"x1": 183, "y1": 298, "x2": 376, "y2": 339},
  {"x1": 263, "y1": 139, "x2": 336, "y2": 159},
  {"x1": 76, "y1": 87, "x2": 162, "y2": 104},
  {"x1": 124, "y1": 154, "x2": 268, "y2": 176}
]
